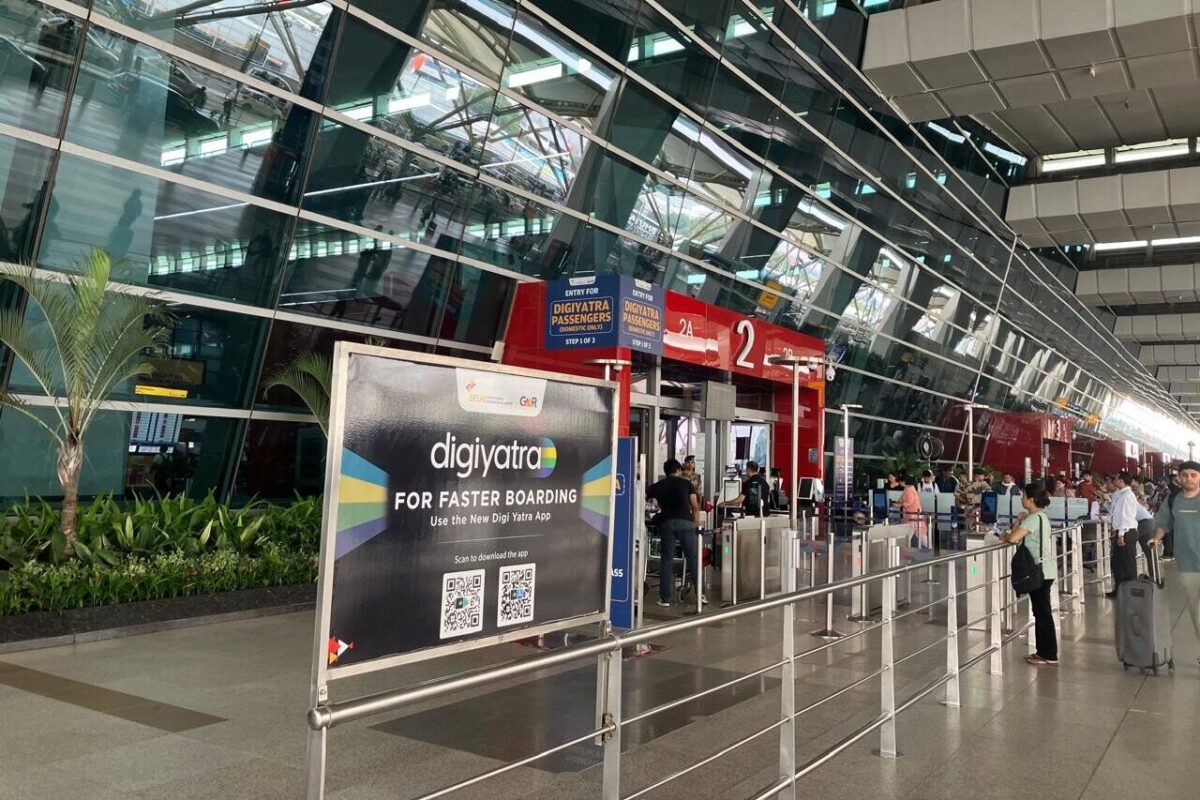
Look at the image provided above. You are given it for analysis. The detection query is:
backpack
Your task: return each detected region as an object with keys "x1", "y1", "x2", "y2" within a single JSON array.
[{"x1": 1010, "y1": 515, "x2": 1046, "y2": 596}]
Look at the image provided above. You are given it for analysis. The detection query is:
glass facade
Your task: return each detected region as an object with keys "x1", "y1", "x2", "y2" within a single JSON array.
[{"x1": 0, "y1": 0, "x2": 1192, "y2": 501}]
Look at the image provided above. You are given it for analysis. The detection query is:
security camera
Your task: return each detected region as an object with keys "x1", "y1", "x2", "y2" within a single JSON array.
[{"x1": 825, "y1": 366, "x2": 837, "y2": 382}]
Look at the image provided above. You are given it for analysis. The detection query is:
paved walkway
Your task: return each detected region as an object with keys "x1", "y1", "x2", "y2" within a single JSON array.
[{"x1": 0, "y1": 560, "x2": 1197, "y2": 799}]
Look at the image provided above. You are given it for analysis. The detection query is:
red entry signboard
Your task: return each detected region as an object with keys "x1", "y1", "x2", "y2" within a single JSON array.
[{"x1": 662, "y1": 292, "x2": 823, "y2": 385}]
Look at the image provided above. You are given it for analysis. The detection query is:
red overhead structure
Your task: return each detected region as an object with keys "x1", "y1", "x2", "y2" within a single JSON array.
[
  {"x1": 1090, "y1": 437, "x2": 1139, "y2": 476},
  {"x1": 982, "y1": 412, "x2": 1073, "y2": 479},
  {"x1": 501, "y1": 281, "x2": 827, "y2": 488}
]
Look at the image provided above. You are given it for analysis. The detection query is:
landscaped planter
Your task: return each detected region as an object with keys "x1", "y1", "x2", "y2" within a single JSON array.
[{"x1": 0, "y1": 582, "x2": 316, "y2": 650}]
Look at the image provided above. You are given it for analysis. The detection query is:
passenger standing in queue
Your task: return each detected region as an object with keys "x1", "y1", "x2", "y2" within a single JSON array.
[
  {"x1": 999, "y1": 484, "x2": 1058, "y2": 666},
  {"x1": 898, "y1": 475, "x2": 926, "y2": 543},
  {"x1": 1104, "y1": 471, "x2": 1139, "y2": 597},
  {"x1": 997, "y1": 472, "x2": 1022, "y2": 497},
  {"x1": 720, "y1": 460, "x2": 772, "y2": 517},
  {"x1": 957, "y1": 469, "x2": 991, "y2": 530},
  {"x1": 646, "y1": 459, "x2": 701, "y2": 608},
  {"x1": 918, "y1": 470, "x2": 937, "y2": 494}
]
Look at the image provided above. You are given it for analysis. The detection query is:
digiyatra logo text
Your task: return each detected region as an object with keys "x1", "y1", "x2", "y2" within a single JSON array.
[{"x1": 430, "y1": 434, "x2": 557, "y2": 478}]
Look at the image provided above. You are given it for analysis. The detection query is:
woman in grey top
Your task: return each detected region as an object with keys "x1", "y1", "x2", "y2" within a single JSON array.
[{"x1": 1000, "y1": 483, "x2": 1058, "y2": 666}]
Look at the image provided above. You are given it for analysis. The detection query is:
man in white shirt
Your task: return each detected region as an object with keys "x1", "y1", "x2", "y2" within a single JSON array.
[
  {"x1": 918, "y1": 470, "x2": 936, "y2": 494},
  {"x1": 1105, "y1": 471, "x2": 1139, "y2": 597}
]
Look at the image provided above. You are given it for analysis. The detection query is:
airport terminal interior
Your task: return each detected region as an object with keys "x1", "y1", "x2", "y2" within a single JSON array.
[{"x1": 2, "y1": 0, "x2": 1200, "y2": 798}]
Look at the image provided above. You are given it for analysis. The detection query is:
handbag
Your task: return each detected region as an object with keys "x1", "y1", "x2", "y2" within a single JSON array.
[{"x1": 1010, "y1": 516, "x2": 1045, "y2": 596}]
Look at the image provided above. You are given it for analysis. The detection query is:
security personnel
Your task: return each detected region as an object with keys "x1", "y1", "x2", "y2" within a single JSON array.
[{"x1": 956, "y1": 468, "x2": 991, "y2": 530}]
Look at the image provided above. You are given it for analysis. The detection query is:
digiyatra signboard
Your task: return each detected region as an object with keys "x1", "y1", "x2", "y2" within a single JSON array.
[{"x1": 315, "y1": 345, "x2": 617, "y2": 677}]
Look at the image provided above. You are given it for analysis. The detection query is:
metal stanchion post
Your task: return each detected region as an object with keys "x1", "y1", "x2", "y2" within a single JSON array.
[
  {"x1": 876, "y1": 560, "x2": 899, "y2": 758},
  {"x1": 1101, "y1": 521, "x2": 1113, "y2": 594},
  {"x1": 1072, "y1": 527, "x2": 1085, "y2": 613},
  {"x1": 760, "y1": 516, "x2": 767, "y2": 601},
  {"x1": 922, "y1": 513, "x2": 940, "y2": 584},
  {"x1": 812, "y1": 526, "x2": 846, "y2": 639},
  {"x1": 848, "y1": 529, "x2": 871, "y2": 622},
  {"x1": 777, "y1": 530, "x2": 797, "y2": 800},
  {"x1": 599, "y1": 648, "x2": 622, "y2": 800},
  {"x1": 695, "y1": 528, "x2": 704, "y2": 617},
  {"x1": 942, "y1": 560, "x2": 960, "y2": 707},
  {"x1": 988, "y1": 548, "x2": 1004, "y2": 675}
]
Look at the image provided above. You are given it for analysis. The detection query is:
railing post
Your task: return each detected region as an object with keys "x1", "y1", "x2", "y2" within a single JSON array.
[
  {"x1": 600, "y1": 647, "x2": 623, "y2": 800},
  {"x1": 812, "y1": 525, "x2": 846, "y2": 639},
  {"x1": 777, "y1": 530, "x2": 797, "y2": 800},
  {"x1": 1072, "y1": 525, "x2": 1085, "y2": 613},
  {"x1": 877, "y1": 560, "x2": 899, "y2": 758},
  {"x1": 760, "y1": 517, "x2": 768, "y2": 601},
  {"x1": 848, "y1": 529, "x2": 871, "y2": 622},
  {"x1": 942, "y1": 560, "x2": 960, "y2": 708},
  {"x1": 1026, "y1": 594, "x2": 1037, "y2": 657},
  {"x1": 988, "y1": 548, "x2": 1004, "y2": 675},
  {"x1": 1100, "y1": 520, "x2": 1113, "y2": 594}
]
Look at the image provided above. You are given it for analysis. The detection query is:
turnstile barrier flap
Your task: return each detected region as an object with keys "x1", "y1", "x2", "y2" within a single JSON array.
[{"x1": 867, "y1": 523, "x2": 913, "y2": 542}]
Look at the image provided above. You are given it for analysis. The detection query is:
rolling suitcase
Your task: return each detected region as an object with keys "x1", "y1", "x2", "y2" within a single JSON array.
[{"x1": 1115, "y1": 547, "x2": 1175, "y2": 675}]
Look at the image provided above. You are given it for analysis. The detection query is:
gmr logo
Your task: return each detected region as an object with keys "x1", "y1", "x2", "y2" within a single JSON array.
[
  {"x1": 519, "y1": 395, "x2": 539, "y2": 409},
  {"x1": 430, "y1": 434, "x2": 557, "y2": 478}
]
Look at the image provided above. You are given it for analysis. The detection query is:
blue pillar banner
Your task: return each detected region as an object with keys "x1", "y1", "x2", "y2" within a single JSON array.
[{"x1": 610, "y1": 437, "x2": 637, "y2": 629}]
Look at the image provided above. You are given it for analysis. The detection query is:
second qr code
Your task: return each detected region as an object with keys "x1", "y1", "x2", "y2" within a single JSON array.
[{"x1": 497, "y1": 563, "x2": 535, "y2": 627}]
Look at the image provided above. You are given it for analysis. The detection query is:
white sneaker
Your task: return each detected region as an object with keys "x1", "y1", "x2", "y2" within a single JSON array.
[{"x1": 656, "y1": 600, "x2": 671, "y2": 607}]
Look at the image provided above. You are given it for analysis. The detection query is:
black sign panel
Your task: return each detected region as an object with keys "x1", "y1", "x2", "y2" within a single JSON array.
[{"x1": 321, "y1": 351, "x2": 615, "y2": 672}]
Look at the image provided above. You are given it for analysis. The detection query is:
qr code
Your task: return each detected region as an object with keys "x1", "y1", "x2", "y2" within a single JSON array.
[
  {"x1": 439, "y1": 569, "x2": 485, "y2": 639},
  {"x1": 497, "y1": 563, "x2": 536, "y2": 627}
]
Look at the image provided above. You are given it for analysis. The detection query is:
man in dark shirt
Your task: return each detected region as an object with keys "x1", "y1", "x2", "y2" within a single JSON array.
[
  {"x1": 720, "y1": 460, "x2": 772, "y2": 517},
  {"x1": 646, "y1": 459, "x2": 701, "y2": 607}
]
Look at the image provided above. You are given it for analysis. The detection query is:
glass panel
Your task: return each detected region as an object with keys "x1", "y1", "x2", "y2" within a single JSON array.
[
  {"x1": 479, "y1": 93, "x2": 588, "y2": 205},
  {"x1": 350, "y1": 0, "x2": 518, "y2": 82},
  {"x1": 111, "y1": 1, "x2": 340, "y2": 102},
  {"x1": 65, "y1": 29, "x2": 318, "y2": 204},
  {"x1": 40, "y1": 153, "x2": 294, "y2": 306},
  {"x1": 233, "y1": 419, "x2": 325, "y2": 501},
  {"x1": 0, "y1": 407, "x2": 241, "y2": 502},
  {"x1": 277, "y1": 220, "x2": 445, "y2": 337},
  {"x1": 325, "y1": 17, "x2": 499, "y2": 165},
  {"x1": 0, "y1": 0, "x2": 84, "y2": 135},
  {"x1": 434, "y1": 262, "x2": 513, "y2": 346},
  {"x1": 5, "y1": 300, "x2": 268, "y2": 408},
  {"x1": 0, "y1": 132, "x2": 54, "y2": 262},
  {"x1": 301, "y1": 120, "x2": 470, "y2": 247}
]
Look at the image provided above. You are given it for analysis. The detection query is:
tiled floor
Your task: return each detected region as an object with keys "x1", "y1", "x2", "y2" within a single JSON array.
[{"x1": 1, "y1": 557, "x2": 1197, "y2": 800}]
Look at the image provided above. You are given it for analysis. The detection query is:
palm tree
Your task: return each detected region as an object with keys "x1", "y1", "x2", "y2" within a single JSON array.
[
  {"x1": 264, "y1": 352, "x2": 331, "y2": 435},
  {"x1": 0, "y1": 249, "x2": 171, "y2": 554},
  {"x1": 263, "y1": 339, "x2": 390, "y2": 436}
]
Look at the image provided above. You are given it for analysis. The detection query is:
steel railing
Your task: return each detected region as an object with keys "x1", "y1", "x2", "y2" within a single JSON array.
[{"x1": 307, "y1": 520, "x2": 1109, "y2": 800}]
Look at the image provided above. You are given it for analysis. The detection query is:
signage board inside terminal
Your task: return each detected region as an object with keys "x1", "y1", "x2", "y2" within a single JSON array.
[
  {"x1": 545, "y1": 275, "x2": 663, "y2": 354},
  {"x1": 316, "y1": 346, "x2": 616, "y2": 676}
]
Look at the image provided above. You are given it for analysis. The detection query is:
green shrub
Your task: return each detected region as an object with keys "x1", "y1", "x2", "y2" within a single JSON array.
[
  {"x1": 0, "y1": 493, "x2": 322, "y2": 615},
  {"x1": 0, "y1": 493, "x2": 321, "y2": 569},
  {"x1": 0, "y1": 547, "x2": 317, "y2": 615}
]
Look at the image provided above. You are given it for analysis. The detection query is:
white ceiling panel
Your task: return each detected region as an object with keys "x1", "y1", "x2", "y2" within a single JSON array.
[{"x1": 864, "y1": 1, "x2": 1200, "y2": 154}]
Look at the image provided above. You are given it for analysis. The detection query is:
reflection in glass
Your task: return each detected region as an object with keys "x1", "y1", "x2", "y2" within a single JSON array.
[
  {"x1": 40, "y1": 154, "x2": 293, "y2": 306},
  {"x1": 276, "y1": 221, "x2": 444, "y2": 338},
  {"x1": 0, "y1": 133, "x2": 54, "y2": 262},
  {"x1": 65, "y1": 29, "x2": 318, "y2": 204},
  {"x1": 0, "y1": 1, "x2": 84, "y2": 135},
  {"x1": 110, "y1": 0, "x2": 338, "y2": 102}
]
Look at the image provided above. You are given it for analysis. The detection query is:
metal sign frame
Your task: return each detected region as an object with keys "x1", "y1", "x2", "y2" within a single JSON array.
[{"x1": 309, "y1": 343, "x2": 619, "y2": 684}]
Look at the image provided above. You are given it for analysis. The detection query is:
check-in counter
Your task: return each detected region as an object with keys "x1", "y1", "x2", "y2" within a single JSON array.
[{"x1": 720, "y1": 516, "x2": 794, "y2": 604}]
